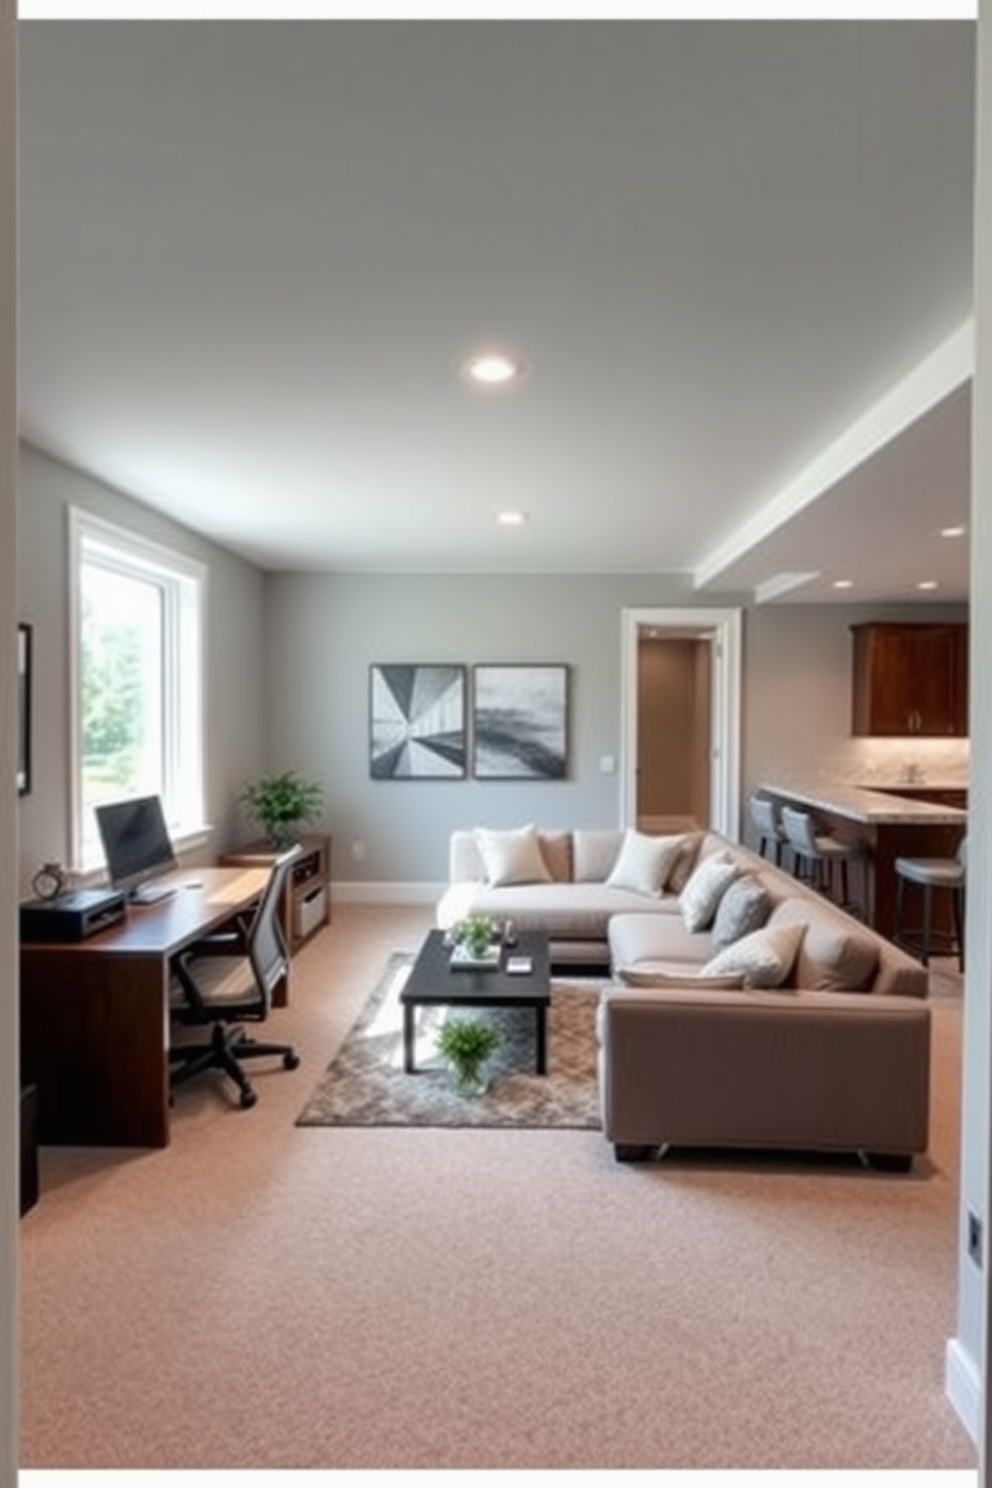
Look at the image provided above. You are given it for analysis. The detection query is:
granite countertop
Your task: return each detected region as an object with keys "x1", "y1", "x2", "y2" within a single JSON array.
[{"x1": 759, "y1": 781, "x2": 967, "y2": 826}]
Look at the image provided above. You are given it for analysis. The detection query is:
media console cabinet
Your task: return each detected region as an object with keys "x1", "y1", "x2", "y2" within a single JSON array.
[{"x1": 219, "y1": 833, "x2": 331, "y2": 954}]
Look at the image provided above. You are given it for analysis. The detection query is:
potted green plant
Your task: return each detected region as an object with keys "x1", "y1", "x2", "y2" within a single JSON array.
[
  {"x1": 241, "y1": 770, "x2": 324, "y2": 849},
  {"x1": 435, "y1": 1016, "x2": 502, "y2": 1097},
  {"x1": 451, "y1": 913, "x2": 498, "y2": 960}
]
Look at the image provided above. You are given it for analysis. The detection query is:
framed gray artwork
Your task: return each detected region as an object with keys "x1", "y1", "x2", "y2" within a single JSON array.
[
  {"x1": 369, "y1": 664, "x2": 467, "y2": 779},
  {"x1": 472, "y1": 664, "x2": 569, "y2": 779}
]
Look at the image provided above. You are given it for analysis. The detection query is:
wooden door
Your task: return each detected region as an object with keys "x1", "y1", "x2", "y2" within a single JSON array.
[{"x1": 636, "y1": 636, "x2": 710, "y2": 831}]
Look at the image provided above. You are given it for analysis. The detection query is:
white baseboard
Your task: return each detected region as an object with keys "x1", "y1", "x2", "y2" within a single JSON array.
[
  {"x1": 945, "y1": 1335, "x2": 981, "y2": 1444},
  {"x1": 331, "y1": 880, "x2": 443, "y2": 906}
]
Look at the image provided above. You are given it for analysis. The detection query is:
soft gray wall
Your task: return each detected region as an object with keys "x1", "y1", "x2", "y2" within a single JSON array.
[
  {"x1": 264, "y1": 571, "x2": 714, "y2": 887},
  {"x1": 17, "y1": 443, "x2": 269, "y2": 894},
  {"x1": 1, "y1": 8, "x2": 17, "y2": 1481},
  {"x1": 264, "y1": 570, "x2": 967, "y2": 889}
]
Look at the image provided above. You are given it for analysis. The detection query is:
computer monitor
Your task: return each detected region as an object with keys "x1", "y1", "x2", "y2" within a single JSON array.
[{"x1": 94, "y1": 794, "x2": 178, "y2": 902}]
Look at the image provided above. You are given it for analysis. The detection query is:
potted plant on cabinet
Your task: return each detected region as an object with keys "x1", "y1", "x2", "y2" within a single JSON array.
[
  {"x1": 241, "y1": 770, "x2": 324, "y2": 849},
  {"x1": 435, "y1": 1017, "x2": 502, "y2": 1097}
]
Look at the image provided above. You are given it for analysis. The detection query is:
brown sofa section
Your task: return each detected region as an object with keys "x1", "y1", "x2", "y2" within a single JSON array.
[
  {"x1": 600, "y1": 834, "x2": 931, "y2": 1169},
  {"x1": 597, "y1": 986, "x2": 930, "y2": 1167}
]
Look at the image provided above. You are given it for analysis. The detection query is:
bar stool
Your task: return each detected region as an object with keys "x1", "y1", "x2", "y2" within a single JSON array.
[
  {"x1": 780, "y1": 805, "x2": 865, "y2": 919},
  {"x1": 893, "y1": 835, "x2": 967, "y2": 970},
  {"x1": 749, "y1": 794, "x2": 788, "y2": 868}
]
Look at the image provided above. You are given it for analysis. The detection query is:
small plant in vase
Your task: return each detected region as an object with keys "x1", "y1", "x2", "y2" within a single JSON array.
[
  {"x1": 241, "y1": 770, "x2": 324, "y2": 850},
  {"x1": 450, "y1": 913, "x2": 498, "y2": 961},
  {"x1": 436, "y1": 1016, "x2": 502, "y2": 1097}
]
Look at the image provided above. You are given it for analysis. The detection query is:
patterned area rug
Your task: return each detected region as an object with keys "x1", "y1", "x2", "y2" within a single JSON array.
[{"x1": 296, "y1": 952, "x2": 604, "y2": 1129}]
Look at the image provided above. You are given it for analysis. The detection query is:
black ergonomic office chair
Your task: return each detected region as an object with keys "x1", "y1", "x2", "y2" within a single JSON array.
[{"x1": 169, "y1": 844, "x2": 302, "y2": 1109}]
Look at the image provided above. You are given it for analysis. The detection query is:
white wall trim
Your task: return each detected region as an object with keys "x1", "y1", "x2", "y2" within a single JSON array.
[
  {"x1": 332, "y1": 879, "x2": 444, "y2": 906},
  {"x1": 945, "y1": 1335, "x2": 981, "y2": 1445},
  {"x1": 620, "y1": 607, "x2": 742, "y2": 840}
]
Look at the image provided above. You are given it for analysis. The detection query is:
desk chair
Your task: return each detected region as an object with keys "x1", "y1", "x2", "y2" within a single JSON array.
[
  {"x1": 780, "y1": 805, "x2": 865, "y2": 919},
  {"x1": 169, "y1": 845, "x2": 302, "y2": 1109},
  {"x1": 893, "y1": 835, "x2": 967, "y2": 970}
]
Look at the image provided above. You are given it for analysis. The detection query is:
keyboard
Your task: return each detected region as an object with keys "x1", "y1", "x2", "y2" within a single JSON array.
[{"x1": 130, "y1": 882, "x2": 176, "y2": 906}]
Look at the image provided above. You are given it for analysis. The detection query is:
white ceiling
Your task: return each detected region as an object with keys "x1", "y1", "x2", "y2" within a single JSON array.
[{"x1": 16, "y1": 18, "x2": 976, "y2": 602}]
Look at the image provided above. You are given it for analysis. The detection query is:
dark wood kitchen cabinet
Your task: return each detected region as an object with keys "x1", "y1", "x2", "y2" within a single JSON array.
[{"x1": 851, "y1": 622, "x2": 968, "y2": 737}]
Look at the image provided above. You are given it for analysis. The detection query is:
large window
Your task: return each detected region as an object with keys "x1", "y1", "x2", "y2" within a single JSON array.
[{"x1": 70, "y1": 509, "x2": 206, "y2": 871}]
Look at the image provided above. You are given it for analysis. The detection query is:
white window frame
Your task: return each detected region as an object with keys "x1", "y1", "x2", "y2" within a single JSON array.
[{"x1": 69, "y1": 507, "x2": 208, "y2": 872}]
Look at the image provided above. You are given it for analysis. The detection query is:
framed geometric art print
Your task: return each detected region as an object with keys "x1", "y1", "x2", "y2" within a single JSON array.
[
  {"x1": 369, "y1": 664, "x2": 467, "y2": 779},
  {"x1": 472, "y1": 664, "x2": 569, "y2": 780}
]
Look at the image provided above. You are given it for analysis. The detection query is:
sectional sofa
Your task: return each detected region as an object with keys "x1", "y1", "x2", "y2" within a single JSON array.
[
  {"x1": 436, "y1": 823, "x2": 931, "y2": 1169},
  {"x1": 437, "y1": 824, "x2": 703, "y2": 967}
]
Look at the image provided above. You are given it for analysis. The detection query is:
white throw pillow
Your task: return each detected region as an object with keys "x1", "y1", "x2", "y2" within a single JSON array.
[
  {"x1": 678, "y1": 853, "x2": 739, "y2": 932},
  {"x1": 701, "y1": 921, "x2": 807, "y2": 989},
  {"x1": 606, "y1": 830, "x2": 685, "y2": 899},
  {"x1": 473, "y1": 826, "x2": 552, "y2": 887}
]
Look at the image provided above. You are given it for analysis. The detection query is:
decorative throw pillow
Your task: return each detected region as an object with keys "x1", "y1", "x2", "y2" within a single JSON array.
[
  {"x1": 666, "y1": 832, "x2": 704, "y2": 894},
  {"x1": 701, "y1": 921, "x2": 807, "y2": 989},
  {"x1": 617, "y1": 967, "x2": 746, "y2": 990},
  {"x1": 710, "y1": 874, "x2": 772, "y2": 950},
  {"x1": 473, "y1": 826, "x2": 552, "y2": 888},
  {"x1": 605, "y1": 830, "x2": 686, "y2": 899},
  {"x1": 573, "y1": 829, "x2": 625, "y2": 883},
  {"x1": 766, "y1": 899, "x2": 880, "y2": 992},
  {"x1": 536, "y1": 830, "x2": 573, "y2": 883},
  {"x1": 678, "y1": 853, "x2": 740, "y2": 933}
]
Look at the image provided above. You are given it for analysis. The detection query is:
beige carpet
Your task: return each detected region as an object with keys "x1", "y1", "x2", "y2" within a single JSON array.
[{"x1": 18, "y1": 905, "x2": 977, "y2": 1472}]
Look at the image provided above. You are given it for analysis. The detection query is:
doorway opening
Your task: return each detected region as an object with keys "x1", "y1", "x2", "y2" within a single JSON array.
[{"x1": 620, "y1": 607, "x2": 742, "y2": 840}]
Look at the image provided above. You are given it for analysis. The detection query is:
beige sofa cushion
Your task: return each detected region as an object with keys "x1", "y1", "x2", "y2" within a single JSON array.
[
  {"x1": 767, "y1": 897, "x2": 880, "y2": 992},
  {"x1": 609, "y1": 911, "x2": 714, "y2": 972},
  {"x1": 701, "y1": 921, "x2": 807, "y2": 989},
  {"x1": 439, "y1": 882, "x2": 677, "y2": 943},
  {"x1": 605, "y1": 829, "x2": 686, "y2": 898},
  {"x1": 473, "y1": 825, "x2": 552, "y2": 887},
  {"x1": 573, "y1": 829, "x2": 625, "y2": 883},
  {"x1": 667, "y1": 832, "x2": 705, "y2": 893},
  {"x1": 617, "y1": 967, "x2": 746, "y2": 990},
  {"x1": 537, "y1": 830, "x2": 573, "y2": 883}
]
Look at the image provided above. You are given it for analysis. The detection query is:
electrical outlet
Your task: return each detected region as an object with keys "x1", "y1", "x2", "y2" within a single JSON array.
[
  {"x1": 968, "y1": 1211, "x2": 983, "y2": 1268},
  {"x1": 351, "y1": 840, "x2": 366, "y2": 862}
]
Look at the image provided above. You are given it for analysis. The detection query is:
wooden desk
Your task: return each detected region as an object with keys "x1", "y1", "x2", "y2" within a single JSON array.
[{"x1": 20, "y1": 865, "x2": 270, "y2": 1149}]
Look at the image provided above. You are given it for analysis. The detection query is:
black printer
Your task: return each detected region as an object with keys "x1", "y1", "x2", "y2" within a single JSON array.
[{"x1": 20, "y1": 886, "x2": 127, "y2": 943}]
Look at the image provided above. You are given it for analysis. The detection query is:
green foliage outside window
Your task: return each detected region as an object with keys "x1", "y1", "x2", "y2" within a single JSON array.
[{"x1": 80, "y1": 601, "x2": 149, "y2": 793}]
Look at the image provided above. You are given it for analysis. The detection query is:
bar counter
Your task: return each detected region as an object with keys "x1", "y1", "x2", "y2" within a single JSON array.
[{"x1": 758, "y1": 781, "x2": 966, "y2": 941}]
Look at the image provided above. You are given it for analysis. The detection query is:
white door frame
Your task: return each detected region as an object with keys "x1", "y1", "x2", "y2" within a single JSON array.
[{"x1": 620, "y1": 607, "x2": 743, "y2": 840}]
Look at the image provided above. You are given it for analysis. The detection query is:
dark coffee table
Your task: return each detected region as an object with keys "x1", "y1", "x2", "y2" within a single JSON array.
[{"x1": 401, "y1": 929, "x2": 551, "y2": 1075}]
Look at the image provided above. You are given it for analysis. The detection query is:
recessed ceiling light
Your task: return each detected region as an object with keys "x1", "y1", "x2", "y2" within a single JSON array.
[
  {"x1": 917, "y1": 580, "x2": 939, "y2": 591},
  {"x1": 459, "y1": 347, "x2": 528, "y2": 389},
  {"x1": 832, "y1": 579, "x2": 854, "y2": 590},
  {"x1": 496, "y1": 509, "x2": 529, "y2": 527},
  {"x1": 940, "y1": 525, "x2": 967, "y2": 538}
]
